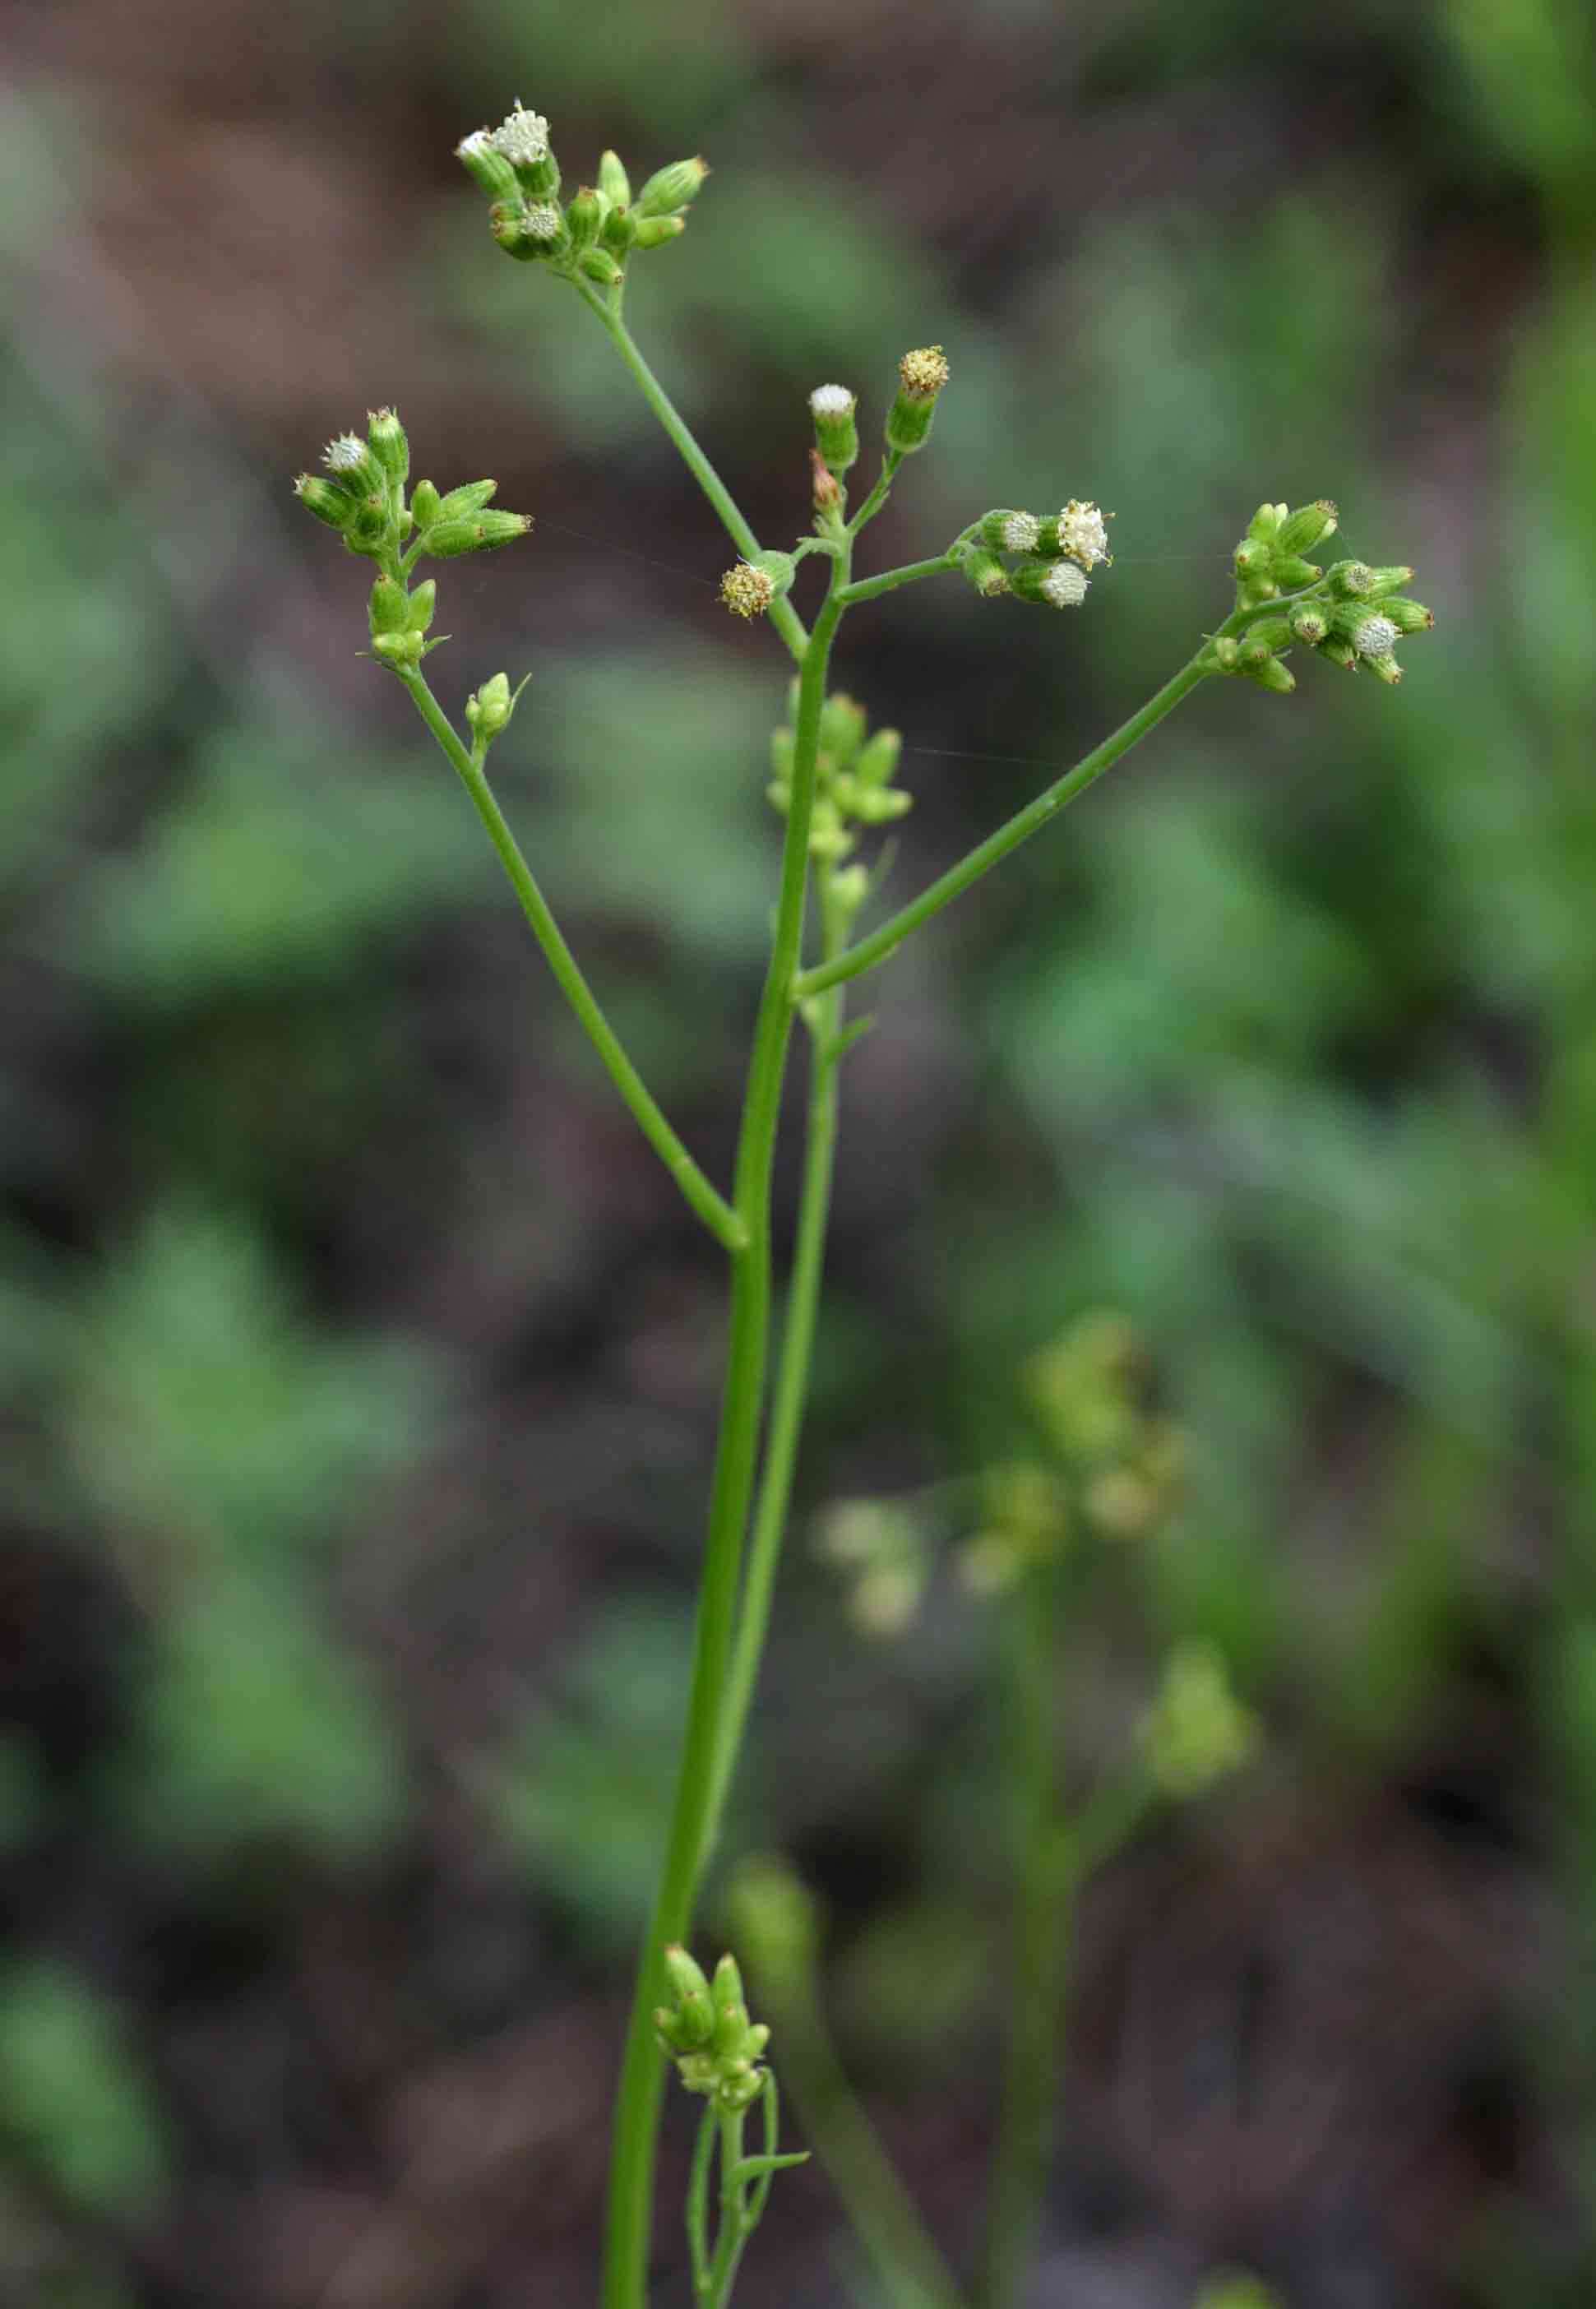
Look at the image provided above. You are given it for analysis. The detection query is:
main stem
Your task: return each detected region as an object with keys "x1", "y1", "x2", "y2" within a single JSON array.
[
  {"x1": 701, "y1": 863, "x2": 848, "y2": 1848},
  {"x1": 602, "y1": 557, "x2": 850, "y2": 2309},
  {"x1": 977, "y1": 1564, "x2": 1070, "y2": 2309}
]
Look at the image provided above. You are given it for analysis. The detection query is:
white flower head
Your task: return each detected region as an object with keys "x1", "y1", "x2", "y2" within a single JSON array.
[
  {"x1": 521, "y1": 201, "x2": 564, "y2": 242},
  {"x1": 1353, "y1": 614, "x2": 1399, "y2": 659},
  {"x1": 1057, "y1": 499, "x2": 1112, "y2": 570},
  {"x1": 322, "y1": 433, "x2": 367, "y2": 474},
  {"x1": 1043, "y1": 562, "x2": 1089, "y2": 608},
  {"x1": 492, "y1": 101, "x2": 550, "y2": 165},
  {"x1": 1001, "y1": 511, "x2": 1040, "y2": 553},
  {"x1": 456, "y1": 129, "x2": 493, "y2": 162},
  {"x1": 809, "y1": 383, "x2": 856, "y2": 419}
]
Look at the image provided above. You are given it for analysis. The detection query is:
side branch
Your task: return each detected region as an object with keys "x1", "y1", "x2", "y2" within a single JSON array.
[
  {"x1": 793, "y1": 652, "x2": 1213, "y2": 1000},
  {"x1": 400, "y1": 669, "x2": 746, "y2": 1253}
]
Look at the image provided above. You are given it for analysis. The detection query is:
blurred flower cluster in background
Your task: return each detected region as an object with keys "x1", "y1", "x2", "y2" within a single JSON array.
[{"x1": 2, "y1": 0, "x2": 1596, "y2": 2302}]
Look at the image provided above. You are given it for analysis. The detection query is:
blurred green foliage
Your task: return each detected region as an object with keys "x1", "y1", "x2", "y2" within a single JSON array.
[{"x1": 2, "y1": 0, "x2": 1596, "y2": 2299}]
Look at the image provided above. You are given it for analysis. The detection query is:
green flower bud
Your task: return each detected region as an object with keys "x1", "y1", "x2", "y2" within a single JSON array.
[
  {"x1": 960, "y1": 548, "x2": 1011, "y2": 598},
  {"x1": 1270, "y1": 554, "x2": 1321, "y2": 589},
  {"x1": 366, "y1": 407, "x2": 409, "y2": 488},
  {"x1": 489, "y1": 199, "x2": 567, "y2": 261},
  {"x1": 346, "y1": 493, "x2": 393, "y2": 550},
  {"x1": 565, "y1": 187, "x2": 603, "y2": 251},
  {"x1": 1010, "y1": 558, "x2": 1089, "y2": 608},
  {"x1": 597, "y1": 150, "x2": 631, "y2": 206},
  {"x1": 293, "y1": 474, "x2": 356, "y2": 530},
  {"x1": 634, "y1": 155, "x2": 710, "y2": 218},
  {"x1": 711, "y1": 1953, "x2": 746, "y2": 2020},
  {"x1": 770, "y1": 728, "x2": 796, "y2": 782},
  {"x1": 580, "y1": 246, "x2": 627, "y2": 286},
  {"x1": 1288, "y1": 602, "x2": 1330, "y2": 645},
  {"x1": 1365, "y1": 563, "x2": 1416, "y2": 596},
  {"x1": 1326, "y1": 558, "x2": 1376, "y2": 599},
  {"x1": 664, "y1": 1942, "x2": 712, "y2": 2010},
  {"x1": 633, "y1": 215, "x2": 685, "y2": 250},
  {"x1": 368, "y1": 577, "x2": 409, "y2": 636},
  {"x1": 978, "y1": 509, "x2": 1040, "y2": 553},
  {"x1": 818, "y1": 692, "x2": 867, "y2": 766},
  {"x1": 1242, "y1": 618, "x2": 1292, "y2": 653},
  {"x1": 419, "y1": 511, "x2": 533, "y2": 558},
  {"x1": 1233, "y1": 537, "x2": 1271, "y2": 583},
  {"x1": 853, "y1": 785, "x2": 912, "y2": 824},
  {"x1": 809, "y1": 385, "x2": 860, "y2": 474},
  {"x1": 1276, "y1": 497, "x2": 1337, "y2": 554},
  {"x1": 601, "y1": 204, "x2": 638, "y2": 254},
  {"x1": 1246, "y1": 502, "x2": 1284, "y2": 543},
  {"x1": 1362, "y1": 650, "x2": 1403, "y2": 686},
  {"x1": 405, "y1": 578, "x2": 437, "y2": 635},
  {"x1": 434, "y1": 480, "x2": 497, "y2": 521},
  {"x1": 1242, "y1": 653, "x2": 1296, "y2": 694},
  {"x1": 854, "y1": 727, "x2": 903, "y2": 788},
  {"x1": 1379, "y1": 596, "x2": 1434, "y2": 634},
  {"x1": 321, "y1": 432, "x2": 386, "y2": 499},
  {"x1": 830, "y1": 863, "x2": 872, "y2": 917},
  {"x1": 1139, "y1": 1640, "x2": 1259, "y2": 1798},
  {"x1": 885, "y1": 345, "x2": 948, "y2": 454},
  {"x1": 1208, "y1": 636, "x2": 1241, "y2": 671},
  {"x1": 1316, "y1": 635, "x2": 1358, "y2": 670},
  {"x1": 456, "y1": 130, "x2": 520, "y2": 203},
  {"x1": 465, "y1": 671, "x2": 524, "y2": 743},
  {"x1": 370, "y1": 628, "x2": 424, "y2": 669},
  {"x1": 410, "y1": 479, "x2": 442, "y2": 528}
]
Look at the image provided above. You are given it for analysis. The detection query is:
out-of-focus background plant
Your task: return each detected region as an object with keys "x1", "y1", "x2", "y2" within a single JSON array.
[{"x1": 2, "y1": 2, "x2": 1594, "y2": 2303}]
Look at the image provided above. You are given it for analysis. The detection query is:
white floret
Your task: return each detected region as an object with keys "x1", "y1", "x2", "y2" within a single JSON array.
[
  {"x1": 322, "y1": 434, "x2": 366, "y2": 472},
  {"x1": 809, "y1": 384, "x2": 856, "y2": 418},
  {"x1": 1043, "y1": 562, "x2": 1089, "y2": 608},
  {"x1": 1353, "y1": 615, "x2": 1399, "y2": 658},
  {"x1": 1057, "y1": 499, "x2": 1111, "y2": 569},
  {"x1": 492, "y1": 102, "x2": 550, "y2": 164}
]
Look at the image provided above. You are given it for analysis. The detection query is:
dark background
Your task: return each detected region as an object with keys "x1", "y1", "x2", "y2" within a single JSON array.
[{"x1": 3, "y1": 0, "x2": 1596, "y2": 2302}]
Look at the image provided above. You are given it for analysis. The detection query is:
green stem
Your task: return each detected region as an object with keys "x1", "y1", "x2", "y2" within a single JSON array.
[
  {"x1": 703, "y1": 863, "x2": 848, "y2": 1849},
  {"x1": 397, "y1": 669, "x2": 744, "y2": 1253},
  {"x1": 977, "y1": 1564, "x2": 1070, "y2": 2309},
  {"x1": 793, "y1": 650, "x2": 1214, "y2": 1001},
  {"x1": 845, "y1": 447, "x2": 904, "y2": 536},
  {"x1": 601, "y1": 554, "x2": 851, "y2": 2309},
  {"x1": 687, "y1": 2103, "x2": 717, "y2": 2300},
  {"x1": 839, "y1": 551, "x2": 959, "y2": 606},
  {"x1": 576, "y1": 280, "x2": 810, "y2": 665},
  {"x1": 705, "y1": 2108, "x2": 751, "y2": 2309},
  {"x1": 752, "y1": 1959, "x2": 964, "y2": 2309}
]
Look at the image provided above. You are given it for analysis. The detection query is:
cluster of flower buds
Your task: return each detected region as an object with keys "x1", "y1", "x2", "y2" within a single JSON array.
[
  {"x1": 293, "y1": 410, "x2": 532, "y2": 600},
  {"x1": 813, "y1": 1494, "x2": 931, "y2": 1636},
  {"x1": 766, "y1": 686, "x2": 911, "y2": 866},
  {"x1": 456, "y1": 103, "x2": 707, "y2": 288},
  {"x1": 955, "y1": 498, "x2": 1112, "y2": 612},
  {"x1": 655, "y1": 1946, "x2": 771, "y2": 2113},
  {"x1": 465, "y1": 669, "x2": 530, "y2": 753},
  {"x1": 1024, "y1": 1312, "x2": 1185, "y2": 1544},
  {"x1": 960, "y1": 1460, "x2": 1071, "y2": 1594},
  {"x1": 1137, "y1": 1640, "x2": 1258, "y2": 1798},
  {"x1": 1211, "y1": 499, "x2": 1434, "y2": 695}
]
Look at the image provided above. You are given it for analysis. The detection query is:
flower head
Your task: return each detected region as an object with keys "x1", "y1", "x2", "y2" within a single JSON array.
[
  {"x1": 1042, "y1": 562, "x2": 1088, "y2": 608},
  {"x1": 1352, "y1": 614, "x2": 1399, "y2": 659},
  {"x1": 322, "y1": 433, "x2": 368, "y2": 474},
  {"x1": 491, "y1": 101, "x2": 550, "y2": 166},
  {"x1": 898, "y1": 345, "x2": 950, "y2": 399},
  {"x1": 720, "y1": 561, "x2": 776, "y2": 619},
  {"x1": 809, "y1": 384, "x2": 856, "y2": 420},
  {"x1": 1055, "y1": 498, "x2": 1113, "y2": 570}
]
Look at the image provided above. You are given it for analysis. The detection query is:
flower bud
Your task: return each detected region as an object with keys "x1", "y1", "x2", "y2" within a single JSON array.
[
  {"x1": 1038, "y1": 499, "x2": 1113, "y2": 569},
  {"x1": 885, "y1": 345, "x2": 948, "y2": 454},
  {"x1": 597, "y1": 150, "x2": 631, "y2": 206},
  {"x1": 1243, "y1": 653, "x2": 1296, "y2": 694},
  {"x1": 419, "y1": 511, "x2": 533, "y2": 558},
  {"x1": 1378, "y1": 597, "x2": 1434, "y2": 634},
  {"x1": 1208, "y1": 636, "x2": 1241, "y2": 671},
  {"x1": 960, "y1": 548, "x2": 1011, "y2": 598},
  {"x1": 1139, "y1": 1641, "x2": 1258, "y2": 1798},
  {"x1": 1325, "y1": 559, "x2": 1375, "y2": 599},
  {"x1": 1288, "y1": 602, "x2": 1330, "y2": 645},
  {"x1": 978, "y1": 509, "x2": 1040, "y2": 553},
  {"x1": 634, "y1": 155, "x2": 709, "y2": 218},
  {"x1": 1316, "y1": 636, "x2": 1358, "y2": 670},
  {"x1": 1246, "y1": 502, "x2": 1284, "y2": 543},
  {"x1": 711, "y1": 1953, "x2": 746, "y2": 2019},
  {"x1": 1276, "y1": 498, "x2": 1337, "y2": 555},
  {"x1": 405, "y1": 578, "x2": 437, "y2": 635},
  {"x1": 368, "y1": 577, "x2": 409, "y2": 636},
  {"x1": 456, "y1": 130, "x2": 520, "y2": 203},
  {"x1": 489, "y1": 200, "x2": 567, "y2": 261},
  {"x1": 632, "y1": 215, "x2": 685, "y2": 250},
  {"x1": 830, "y1": 864, "x2": 872, "y2": 917},
  {"x1": 371, "y1": 628, "x2": 425, "y2": 669},
  {"x1": 435, "y1": 480, "x2": 498, "y2": 521},
  {"x1": 852, "y1": 785, "x2": 912, "y2": 825},
  {"x1": 809, "y1": 450, "x2": 842, "y2": 513},
  {"x1": 809, "y1": 384, "x2": 859, "y2": 474},
  {"x1": 367, "y1": 407, "x2": 409, "y2": 488},
  {"x1": 580, "y1": 246, "x2": 627, "y2": 286},
  {"x1": 601, "y1": 204, "x2": 637, "y2": 254},
  {"x1": 565, "y1": 187, "x2": 603, "y2": 252},
  {"x1": 1364, "y1": 564, "x2": 1416, "y2": 596},
  {"x1": 1010, "y1": 558, "x2": 1089, "y2": 608},
  {"x1": 1233, "y1": 538, "x2": 1271, "y2": 583},
  {"x1": 294, "y1": 474, "x2": 355, "y2": 530},
  {"x1": 819, "y1": 692, "x2": 867, "y2": 765},
  {"x1": 410, "y1": 479, "x2": 442, "y2": 528},
  {"x1": 854, "y1": 727, "x2": 903, "y2": 788},
  {"x1": 1362, "y1": 650, "x2": 1403, "y2": 685},
  {"x1": 465, "y1": 670, "x2": 525, "y2": 743},
  {"x1": 322, "y1": 433, "x2": 386, "y2": 498},
  {"x1": 1242, "y1": 618, "x2": 1292, "y2": 653},
  {"x1": 1269, "y1": 555, "x2": 1321, "y2": 590}
]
